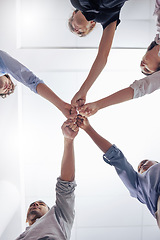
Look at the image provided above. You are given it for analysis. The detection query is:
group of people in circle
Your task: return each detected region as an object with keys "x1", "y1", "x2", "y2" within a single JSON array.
[{"x1": 1, "y1": 0, "x2": 160, "y2": 239}]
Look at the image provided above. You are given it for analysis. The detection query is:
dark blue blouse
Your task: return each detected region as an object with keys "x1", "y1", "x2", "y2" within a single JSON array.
[{"x1": 70, "y1": 0, "x2": 128, "y2": 29}]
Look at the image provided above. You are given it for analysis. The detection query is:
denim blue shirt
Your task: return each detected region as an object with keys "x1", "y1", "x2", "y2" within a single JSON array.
[
  {"x1": 0, "y1": 50, "x2": 44, "y2": 93},
  {"x1": 103, "y1": 145, "x2": 160, "y2": 218}
]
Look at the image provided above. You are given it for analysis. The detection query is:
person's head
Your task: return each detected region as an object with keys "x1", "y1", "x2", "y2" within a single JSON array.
[
  {"x1": 68, "y1": 10, "x2": 96, "y2": 37},
  {"x1": 0, "y1": 74, "x2": 15, "y2": 98},
  {"x1": 26, "y1": 200, "x2": 50, "y2": 226},
  {"x1": 140, "y1": 41, "x2": 160, "y2": 75},
  {"x1": 138, "y1": 159, "x2": 158, "y2": 174}
]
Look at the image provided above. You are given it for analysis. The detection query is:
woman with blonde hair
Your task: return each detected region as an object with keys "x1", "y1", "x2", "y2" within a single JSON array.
[{"x1": 69, "y1": 0, "x2": 129, "y2": 107}]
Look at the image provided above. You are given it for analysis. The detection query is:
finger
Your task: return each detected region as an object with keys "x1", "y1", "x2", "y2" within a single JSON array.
[
  {"x1": 73, "y1": 125, "x2": 79, "y2": 132},
  {"x1": 70, "y1": 106, "x2": 77, "y2": 114},
  {"x1": 79, "y1": 109, "x2": 91, "y2": 117},
  {"x1": 79, "y1": 106, "x2": 89, "y2": 113},
  {"x1": 71, "y1": 124, "x2": 79, "y2": 131},
  {"x1": 65, "y1": 119, "x2": 74, "y2": 125},
  {"x1": 76, "y1": 118, "x2": 83, "y2": 124},
  {"x1": 78, "y1": 105, "x2": 86, "y2": 111},
  {"x1": 77, "y1": 114, "x2": 85, "y2": 121},
  {"x1": 76, "y1": 121, "x2": 82, "y2": 127},
  {"x1": 76, "y1": 118, "x2": 84, "y2": 127},
  {"x1": 68, "y1": 124, "x2": 79, "y2": 132},
  {"x1": 77, "y1": 99, "x2": 85, "y2": 107},
  {"x1": 68, "y1": 121, "x2": 78, "y2": 131},
  {"x1": 71, "y1": 100, "x2": 79, "y2": 108},
  {"x1": 69, "y1": 113, "x2": 77, "y2": 120},
  {"x1": 61, "y1": 121, "x2": 69, "y2": 129},
  {"x1": 68, "y1": 112, "x2": 77, "y2": 119},
  {"x1": 62, "y1": 119, "x2": 75, "y2": 129}
]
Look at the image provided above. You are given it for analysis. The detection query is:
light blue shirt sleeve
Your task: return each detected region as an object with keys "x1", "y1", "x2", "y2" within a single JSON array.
[
  {"x1": 0, "y1": 50, "x2": 44, "y2": 93},
  {"x1": 103, "y1": 145, "x2": 139, "y2": 198}
]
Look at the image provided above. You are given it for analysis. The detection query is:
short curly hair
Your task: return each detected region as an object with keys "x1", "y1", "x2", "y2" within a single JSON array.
[
  {"x1": 68, "y1": 10, "x2": 96, "y2": 37},
  {"x1": 0, "y1": 74, "x2": 15, "y2": 98}
]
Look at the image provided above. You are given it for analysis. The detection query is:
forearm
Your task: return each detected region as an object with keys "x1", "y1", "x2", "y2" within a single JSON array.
[
  {"x1": 36, "y1": 83, "x2": 65, "y2": 111},
  {"x1": 84, "y1": 125, "x2": 112, "y2": 153},
  {"x1": 96, "y1": 87, "x2": 134, "y2": 110},
  {"x1": 80, "y1": 22, "x2": 116, "y2": 94},
  {"x1": 60, "y1": 138, "x2": 75, "y2": 182},
  {"x1": 80, "y1": 54, "x2": 107, "y2": 94}
]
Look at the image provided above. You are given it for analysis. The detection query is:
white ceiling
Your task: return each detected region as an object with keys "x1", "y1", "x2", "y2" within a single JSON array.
[
  {"x1": 17, "y1": 0, "x2": 155, "y2": 49},
  {"x1": 0, "y1": 0, "x2": 160, "y2": 240}
]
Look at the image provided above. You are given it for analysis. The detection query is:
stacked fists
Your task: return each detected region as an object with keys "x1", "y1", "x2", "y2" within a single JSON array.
[
  {"x1": 69, "y1": 93, "x2": 99, "y2": 119},
  {"x1": 62, "y1": 114, "x2": 90, "y2": 139}
]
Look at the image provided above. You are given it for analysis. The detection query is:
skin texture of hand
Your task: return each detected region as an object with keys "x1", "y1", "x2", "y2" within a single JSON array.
[
  {"x1": 63, "y1": 103, "x2": 77, "y2": 119},
  {"x1": 71, "y1": 90, "x2": 86, "y2": 108},
  {"x1": 76, "y1": 114, "x2": 112, "y2": 153},
  {"x1": 76, "y1": 114, "x2": 90, "y2": 130},
  {"x1": 61, "y1": 119, "x2": 79, "y2": 140},
  {"x1": 61, "y1": 119, "x2": 77, "y2": 182},
  {"x1": 78, "y1": 102, "x2": 99, "y2": 117}
]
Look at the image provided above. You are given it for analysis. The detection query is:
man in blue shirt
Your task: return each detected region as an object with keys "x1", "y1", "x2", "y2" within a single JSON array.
[{"x1": 76, "y1": 115, "x2": 160, "y2": 228}]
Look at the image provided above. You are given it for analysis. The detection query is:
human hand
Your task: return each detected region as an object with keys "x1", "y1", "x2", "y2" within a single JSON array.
[
  {"x1": 78, "y1": 102, "x2": 99, "y2": 117},
  {"x1": 76, "y1": 114, "x2": 90, "y2": 130},
  {"x1": 62, "y1": 103, "x2": 77, "y2": 119},
  {"x1": 71, "y1": 90, "x2": 86, "y2": 108},
  {"x1": 61, "y1": 119, "x2": 79, "y2": 140}
]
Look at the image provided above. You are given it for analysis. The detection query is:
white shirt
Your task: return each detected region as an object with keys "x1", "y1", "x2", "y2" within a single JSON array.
[
  {"x1": 130, "y1": 70, "x2": 160, "y2": 98},
  {"x1": 130, "y1": 1, "x2": 160, "y2": 99},
  {"x1": 154, "y1": 0, "x2": 160, "y2": 44}
]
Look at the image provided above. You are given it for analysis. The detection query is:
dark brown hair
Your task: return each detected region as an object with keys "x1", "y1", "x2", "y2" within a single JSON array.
[{"x1": 142, "y1": 41, "x2": 160, "y2": 76}]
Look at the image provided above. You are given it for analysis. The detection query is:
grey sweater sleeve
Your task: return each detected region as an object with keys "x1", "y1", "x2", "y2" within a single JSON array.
[{"x1": 54, "y1": 178, "x2": 76, "y2": 239}]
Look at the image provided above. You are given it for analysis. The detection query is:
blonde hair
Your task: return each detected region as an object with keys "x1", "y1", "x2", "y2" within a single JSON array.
[{"x1": 68, "y1": 10, "x2": 96, "y2": 37}]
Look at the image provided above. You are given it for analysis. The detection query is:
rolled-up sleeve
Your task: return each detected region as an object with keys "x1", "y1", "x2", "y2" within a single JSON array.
[
  {"x1": 0, "y1": 50, "x2": 44, "y2": 93},
  {"x1": 55, "y1": 178, "x2": 76, "y2": 239},
  {"x1": 130, "y1": 71, "x2": 160, "y2": 99},
  {"x1": 103, "y1": 145, "x2": 138, "y2": 197}
]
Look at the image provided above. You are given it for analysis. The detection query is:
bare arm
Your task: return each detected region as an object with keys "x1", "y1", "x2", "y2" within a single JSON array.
[
  {"x1": 77, "y1": 116, "x2": 112, "y2": 153},
  {"x1": 37, "y1": 83, "x2": 77, "y2": 119},
  {"x1": 79, "y1": 87, "x2": 134, "y2": 117},
  {"x1": 60, "y1": 119, "x2": 79, "y2": 181},
  {"x1": 71, "y1": 21, "x2": 117, "y2": 107}
]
